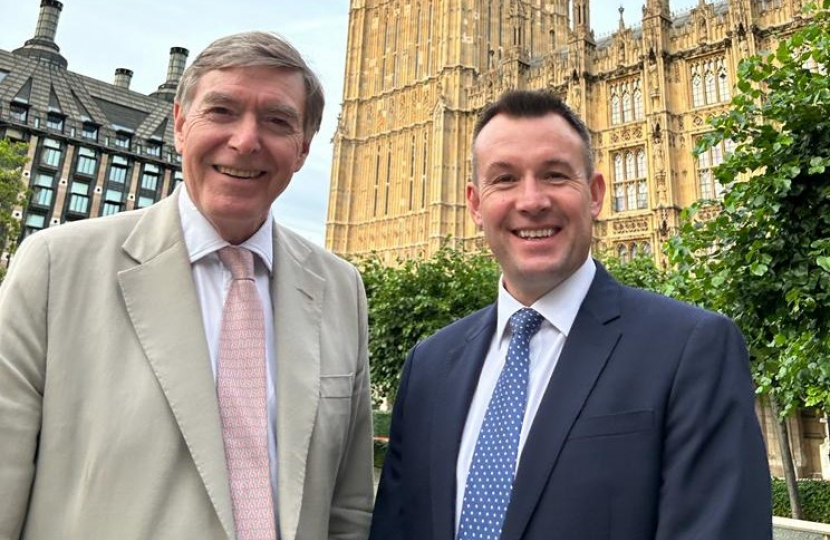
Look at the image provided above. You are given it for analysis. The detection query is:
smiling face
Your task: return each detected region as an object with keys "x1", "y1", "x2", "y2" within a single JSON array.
[
  {"x1": 468, "y1": 112, "x2": 605, "y2": 306},
  {"x1": 174, "y1": 65, "x2": 310, "y2": 244}
]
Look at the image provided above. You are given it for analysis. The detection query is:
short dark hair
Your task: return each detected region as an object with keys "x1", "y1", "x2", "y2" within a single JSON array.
[
  {"x1": 471, "y1": 89, "x2": 594, "y2": 181},
  {"x1": 175, "y1": 31, "x2": 324, "y2": 140}
]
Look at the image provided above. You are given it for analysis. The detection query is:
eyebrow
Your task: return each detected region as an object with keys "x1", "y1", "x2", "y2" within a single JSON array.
[{"x1": 199, "y1": 92, "x2": 302, "y2": 123}]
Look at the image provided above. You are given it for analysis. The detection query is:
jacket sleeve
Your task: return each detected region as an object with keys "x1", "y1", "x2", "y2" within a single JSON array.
[
  {"x1": 0, "y1": 235, "x2": 50, "y2": 539},
  {"x1": 328, "y1": 268, "x2": 375, "y2": 540},
  {"x1": 655, "y1": 314, "x2": 772, "y2": 540}
]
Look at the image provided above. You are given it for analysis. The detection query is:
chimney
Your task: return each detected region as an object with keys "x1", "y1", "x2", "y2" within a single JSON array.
[
  {"x1": 33, "y1": 0, "x2": 63, "y2": 45},
  {"x1": 114, "y1": 68, "x2": 134, "y2": 90},
  {"x1": 165, "y1": 47, "x2": 189, "y2": 86},
  {"x1": 13, "y1": 0, "x2": 68, "y2": 67},
  {"x1": 150, "y1": 47, "x2": 189, "y2": 103}
]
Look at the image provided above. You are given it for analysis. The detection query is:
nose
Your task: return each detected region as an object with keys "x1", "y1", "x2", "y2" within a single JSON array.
[
  {"x1": 228, "y1": 114, "x2": 261, "y2": 154},
  {"x1": 515, "y1": 177, "x2": 551, "y2": 214}
]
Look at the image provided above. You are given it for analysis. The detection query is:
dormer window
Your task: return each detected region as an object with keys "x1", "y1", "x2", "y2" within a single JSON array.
[
  {"x1": 82, "y1": 122, "x2": 99, "y2": 141},
  {"x1": 46, "y1": 112, "x2": 65, "y2": 132},
  {"x1": 10, "y1": 102, "x2": 29, "y2": 123}
]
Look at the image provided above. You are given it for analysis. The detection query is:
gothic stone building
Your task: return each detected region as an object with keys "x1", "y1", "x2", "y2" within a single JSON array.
[
  {"x1": 326, "y1": 0, "x2": 827, "y2": 478},
  {"x1": 0, "y1": 0, "x2": 184, "y2": 249}
]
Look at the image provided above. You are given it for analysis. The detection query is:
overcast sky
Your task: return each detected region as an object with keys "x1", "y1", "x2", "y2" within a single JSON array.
[{"x1": 3, "y1": 0, "x2": 699, "y2": 245}]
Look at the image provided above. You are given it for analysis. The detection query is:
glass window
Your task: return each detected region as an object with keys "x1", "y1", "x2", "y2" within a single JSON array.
[
  {"x1": 140, "y1": 164, "x2": 160, "y2": 191},
  {"x1": 145, "y1": 142, "x2": 162, "y2": 157},
  {"x1": 115, "y1": 132, "x2": 132, "y2": 150},
  {"x1": 622, "y1": 91, "x2": 632, "y2": 123},
  {"x1": 697, "y1": 137, "x2": 733, "y2": 201},
  {"x1": 136, "y1": 195, "x2": 155, "y2": 209},
  {"x1": 691, "y1": 57, "x2": 731, "y2": 107},
  {"x1": 610, "y1": 94, "x2": 621, "y2": 125},
  {"x1": 691, "y1": 72, "x2": 704, "y2": 107},
  {"x1": 108, "y1": 156, "x2": 130, "y2": 183},
  {"x1": 47, "y1": 113, "x2": 65, "y2": 132},
  {"x1": 24, "y1": 212, "x2": 46, "y2": 236},
  {"x1": 612, "y1": 147, "x2": 648, "y2": 212},
  {"x1": 31, "y1": 173, "x2": 55, "y2": 207},
  {"x1": 82, "y1": 123, "x2": 99, "y2": 141},
  {"x1": 101, "y1": 187, "x2": 124, "y2": 216},
  {"x1": 67, "y1": 180, "x2": 90, "y2": 215},
  {"x1": 10, "y1": 103, "x2": 28, "y2": 123},
  {"x1": 40, "y1": 138, "x2": 63, "y2": 168},
  {"x1": 76, "y1": 147, "x2": 97, "y2": 176}
]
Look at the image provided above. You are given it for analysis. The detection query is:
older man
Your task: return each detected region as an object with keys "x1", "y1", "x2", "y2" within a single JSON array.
[
  {"x1": 0, "y1": 32, "x2": 373, "y2": 540},
  {"x1": 369, "y1": 89, "x2": 771, "y2": 540}
]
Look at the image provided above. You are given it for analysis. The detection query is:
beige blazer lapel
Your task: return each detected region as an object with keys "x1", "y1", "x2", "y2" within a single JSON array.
[
  {"x1": 116, "y1": 193, "x2": 236, "y2": 540},
  {"x1": 271, "y1": 224, "x2": 324, "y2": 540}
]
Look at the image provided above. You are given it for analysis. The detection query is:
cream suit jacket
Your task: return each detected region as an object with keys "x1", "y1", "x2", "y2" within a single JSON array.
[{"x1": 0, "y1": 190, "x2": 374, "y2": 540}]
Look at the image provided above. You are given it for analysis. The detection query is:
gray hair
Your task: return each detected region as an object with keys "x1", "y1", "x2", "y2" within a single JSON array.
[
  {"x1": 471, "y1": 89, "x2": 595, "y2": 182},
  {"x1": 175, "y1": 31, "x2": 324, "y2": 140}
]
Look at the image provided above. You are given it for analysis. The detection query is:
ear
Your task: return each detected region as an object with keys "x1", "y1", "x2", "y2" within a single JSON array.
[
  {"x1": 589, "y1": 171, "x2": 606, "y2": 219},
  {"x1": 294, "y1": 139, "x2": 311, "y2": 172},
  {"x1": 173, "y1": 101, "x2": 186, "y2": 154},
  {"x1": 466, "y1": 182, "x2": 483, "y2": 227}
]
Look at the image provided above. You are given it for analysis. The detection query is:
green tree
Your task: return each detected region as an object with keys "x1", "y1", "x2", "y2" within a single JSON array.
[
  {"x1": 357, "y1": 245, "x2": 500, "y2": 404},
  {"x1": 667, "y1": 0, "x2": 830, "y2": 518},
  {"x1": 598, "y1": 252, "x2": 672, "y2": 295},
  {"x1": 0, "y1": 138, "x2": 29, "y2": 284}
]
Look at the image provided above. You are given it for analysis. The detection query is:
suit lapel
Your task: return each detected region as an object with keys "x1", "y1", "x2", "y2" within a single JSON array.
[
  {"x1": 501, "y1": 266, "x2": 622, "y2": 540},
  {"x1": 117, "y1": 193, "x2": 236, "y2": 540},
  {"x1": 430, "y1": 306, "x2": 497, "y2": 540},
  {"x1": 271, "y1": 225, "x2": 324, "y2": 540}
]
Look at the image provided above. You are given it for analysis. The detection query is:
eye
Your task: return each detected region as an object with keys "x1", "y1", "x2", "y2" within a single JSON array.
[
  {"x1": 205, "y1": 106, "x2": 234, "y2": 118},
  {"x1": 542, "y1": 170, "x2": 568, "y2": 181},
  {"x1": 264, "y1": 116, "x2": 298, "y2": 134},
  {"x1": 491, "y1": 174, "x2": 516, "y2": 184}
]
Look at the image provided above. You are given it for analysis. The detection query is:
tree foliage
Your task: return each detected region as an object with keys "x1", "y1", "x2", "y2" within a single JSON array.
[
  {"x1": 357, "y1": 245, "x2": 500, "y2": 404},
  {"x1": 0, "y1": 138, "x2": 29, "y2": 284},
  {"x1": 666, "y1": 0, "x2": 830, "y2": 416},
  {"x1": 598, "y1": 252, "x2": 673, "y2": 296}
]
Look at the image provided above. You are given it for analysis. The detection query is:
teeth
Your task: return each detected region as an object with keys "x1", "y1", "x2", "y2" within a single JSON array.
[
  {"x1": 518, "y1": 228, "x2": 555, "y2": 239},
  {"x1": 215, "y1": 165, "x2": 262, "y2": 178}
]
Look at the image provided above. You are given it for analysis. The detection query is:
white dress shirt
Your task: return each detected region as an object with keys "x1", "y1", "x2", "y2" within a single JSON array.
[
  {"x1": 177, "y1": 185, "x2": 280, "y2": 520},
  {"x1": 454, "y1": 257, "x2": 596, "y2": 532}
]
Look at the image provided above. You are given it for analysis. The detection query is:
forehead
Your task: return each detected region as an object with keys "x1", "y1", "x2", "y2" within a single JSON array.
[
  {"x1": 474, "y1": 112, "x2": 587, "y2": 168},
  {"x1": 191, "y1": 66, "x2": 306, "y2": 107}
]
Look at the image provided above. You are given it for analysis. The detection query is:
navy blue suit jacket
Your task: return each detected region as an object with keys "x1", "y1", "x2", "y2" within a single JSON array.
[{"x1": 369, "y1": 265, "x2": 771, "y2": 540}]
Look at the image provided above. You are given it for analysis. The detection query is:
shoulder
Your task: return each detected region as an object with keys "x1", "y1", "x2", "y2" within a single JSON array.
[
  {"x1": 416, "y1": 304, "x2": 495, "y2": 351},
  {"x1": 14, "y1": 209, "x2": 146, "y2": 262},
  {"x1": 273, "y1": 222, "x2": 361, "y2": 283}
]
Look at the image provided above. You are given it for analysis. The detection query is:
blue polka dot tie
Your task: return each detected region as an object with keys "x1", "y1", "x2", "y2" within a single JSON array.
[{"x1": 457, "y1": 308, "x2": 544, "y2": 540}]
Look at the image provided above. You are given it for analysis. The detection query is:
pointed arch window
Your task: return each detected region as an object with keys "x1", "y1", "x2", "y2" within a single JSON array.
[
  {"x1": 691, "y1": 56, "x2": 731, "y2": 107},
  {"x1": 610, "y1": 78, "x2": 644, "y2": 125},
  {"x1": 612, "y1": 147, "x2": 648, "y2": 212}
]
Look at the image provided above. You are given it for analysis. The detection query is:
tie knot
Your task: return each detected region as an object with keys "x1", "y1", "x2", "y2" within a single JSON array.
[
  {"x1": 218, "y1": 246, "x2": 255, "y2": 280},
  {"x1": 509, "y1": 308, "x2": 544, "y2": 338}
]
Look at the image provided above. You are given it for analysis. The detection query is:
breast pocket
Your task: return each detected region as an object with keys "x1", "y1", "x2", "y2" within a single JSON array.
[
  {"x1": 320, "y1": 373, "x2": 355, "y2": 398},
  {"x1": 567, "y1": 410, "x2": 654, "y2": 440}
]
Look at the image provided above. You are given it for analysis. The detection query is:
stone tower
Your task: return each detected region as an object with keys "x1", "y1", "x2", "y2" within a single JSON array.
[{"x1": 327, "y1": 0, "x2": 813, "y2": 265}]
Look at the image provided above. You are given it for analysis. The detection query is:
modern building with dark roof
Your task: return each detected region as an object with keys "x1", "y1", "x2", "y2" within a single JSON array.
[{"x1": 0, "y1": 0, "x2": 185, "y2": 242}]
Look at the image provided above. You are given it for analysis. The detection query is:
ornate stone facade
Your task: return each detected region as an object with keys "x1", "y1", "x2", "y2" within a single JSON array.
[{"x1": 326, "y1": 0, "x2": 812, "y2": 264}]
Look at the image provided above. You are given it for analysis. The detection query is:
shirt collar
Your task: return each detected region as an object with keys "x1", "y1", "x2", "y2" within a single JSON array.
[
  {"x1": 496, "y1": 256, "x2": 596, "y2": 340},
  {"x1": 178, "y1": 183, "x2": 274, "y2": 274}
]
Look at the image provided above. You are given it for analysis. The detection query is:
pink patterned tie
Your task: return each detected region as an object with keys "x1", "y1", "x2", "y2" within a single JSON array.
[{"x1": 217, "y1": 246, "x2": 277, "y2": 540}]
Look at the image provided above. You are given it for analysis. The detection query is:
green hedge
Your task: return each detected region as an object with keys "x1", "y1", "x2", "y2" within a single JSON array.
[
  {"x1": 373, "y1": 411, "x2": 392, "y2": 470},
  {"x1": 772, "y1": 478, "x2": 830, "y2": 523}
]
